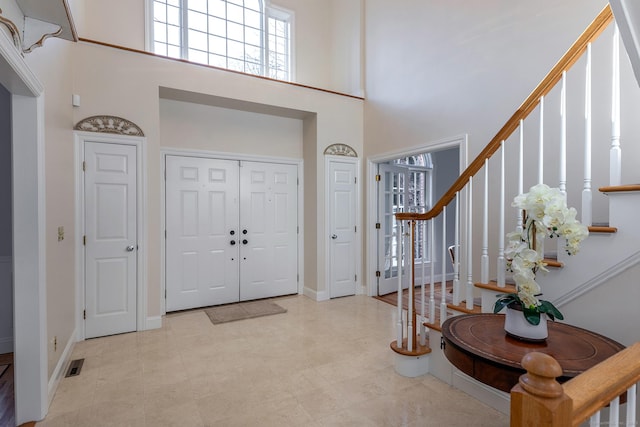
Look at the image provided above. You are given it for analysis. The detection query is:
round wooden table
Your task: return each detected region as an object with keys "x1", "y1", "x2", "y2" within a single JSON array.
[{"x1": 441, "y1": 314, "x2": 625, "y2": 393}]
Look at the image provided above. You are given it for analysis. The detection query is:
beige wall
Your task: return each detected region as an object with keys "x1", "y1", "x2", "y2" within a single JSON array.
[
  {"x1": 24, "y1": 37, "x2": 77, "y2": 377},
  {"x1": 159, "y1": 99, "x2": 304, "y2": 158},
  {"x1": 80, "y1": 0, "x2": 363, "y2": 95},
  {"x1": 69, "y1": 40, "x2": 363, "y2": 315}
]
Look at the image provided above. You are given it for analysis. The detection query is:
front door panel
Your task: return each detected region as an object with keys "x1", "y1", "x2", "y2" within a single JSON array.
[
  {"x1": 165, "y1": 156, "x2": 240, "y2": 311},
  {"x1": 239, "y1": 161, "x2": 298, "y2": 301}
]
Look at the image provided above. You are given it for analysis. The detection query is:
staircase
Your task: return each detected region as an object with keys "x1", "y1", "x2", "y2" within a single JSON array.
[{"x1": 388, "y1": 4, "x2": 640, "y2": 418}]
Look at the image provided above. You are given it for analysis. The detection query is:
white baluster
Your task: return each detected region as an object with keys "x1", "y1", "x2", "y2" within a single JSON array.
[
  {"x1": 497, "y1": 142, "x2": 506, "y2": 287},
  {"x1": 420, "y1": 216, "x2": 426, "y2": 346},
  {"x1": 538, "y1": 96, "x2": 544, "y2": 184},
  {"x1": 481, "y1": 160, "x2": 489, "y2": 284},
  {"x1": 626, "y1": 384, "x2": 636, "y2": 426},
  {"x1": 440, "y1": 207, "x2": 447, "y2": 325},
  {"x1": 396, "y1": 218, "x2": 403, "y2": 349},
  {"x1": 611, "y1": 25, "x2": 621, "y2": 186},
  {"x1": 589, "y1": 411, "x2": 600, "y2": 427},
  {"x1": 609, "y1": 396, "x2": 620, "y2": 427},
  {"x1": 453, "y1": 192, "x2": 460, "y2": 305},
  {"x1": 559, "y1": 71, "x2": 567, "y2": 195},
  {"x1": 583, "y1": 42, "x2": 593, "y2": 226},
  {"x1": 466, "y1": 178, "x2": 474, "y2": 310},
  {"x1": 429, "y1": 219, "x2": 435, "y2": 323},
  {"x1": 407, "y1": 222, "x2": 413, "y2": 352},
  {"x1": 517, "y1": 120, "x2": 524, "y2": 232}
]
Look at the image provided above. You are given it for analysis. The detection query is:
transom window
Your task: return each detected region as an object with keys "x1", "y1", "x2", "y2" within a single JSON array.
[{"x1": 150, "y1": 0, "x2": 292, "y2": 80}]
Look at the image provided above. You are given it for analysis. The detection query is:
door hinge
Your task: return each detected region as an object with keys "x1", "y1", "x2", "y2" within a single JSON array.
[
  {"x1": 297, "y1": 274, "x2": 299, "y2": 282},
  {"x1": 297, "y1": 226, "x2": 299, "y2": 234},
  {"x1": 354, "y1": 177, "x2": 357, "y2": 184},
  {"x1": 376, "y1": 270, "x2": 381, "y2": 277},
  {"x1": 165, "y1": 289, "x2": 167, "y2": 299},
  {"x1": 82, "y1": 161, "x2": 86, "y2": 172},
  {"x1": 83, "y1": 310, "x2": 86, "y2": 320},
  {"x1": 164, "y1": 230, "x2": 167, "y2": 239},
  {"x1": 375, "y1": 222, "x2": 381, "y2": 229},
  {"x1": 354, "y1": 274, "x2": 357, "y2": 282},
  {"x1": 83, "y1": 235, "x2": 86, "y2": 245},
  {"x1": 354, "y1": 226, "x2": 357, "y2": 233},
  {"x1": 375, "y1": 174, "x2": 381, "y2": 182}
]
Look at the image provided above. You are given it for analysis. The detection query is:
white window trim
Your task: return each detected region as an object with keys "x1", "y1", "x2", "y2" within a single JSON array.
[{"x1": 265, "y1": 2, "x2": 295, "y2": 80}]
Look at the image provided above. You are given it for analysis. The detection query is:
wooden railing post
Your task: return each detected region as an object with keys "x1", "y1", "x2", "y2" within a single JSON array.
[{"x1": 510, "y1": 352, "x2": 572, "y2": 427}]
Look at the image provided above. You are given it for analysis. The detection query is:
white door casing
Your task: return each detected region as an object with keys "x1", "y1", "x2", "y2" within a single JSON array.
[
  {"x1": 365, "y1": 135, "x2": 468, "y2": 298},
  {"x1": 239, "y1": 161, "x2": 298, "y2": 301},
  {"x1": 84, "y1": 142, "x2": 138, "y2": 338},
  {"x1": 328, "y1": 158, "x2": 358, "y2": 298},
  {"x1": 377, "y1": 163, "x2": 409, "y2": 296},
  {"x1": 165, "y1": 156, "x2": 240, "y2": 311},
  {"x1": 165, "y1": 155, "x2": 299, "y2": 310}
]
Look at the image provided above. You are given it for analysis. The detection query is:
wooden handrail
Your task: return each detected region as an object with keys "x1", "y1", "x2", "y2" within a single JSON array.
[
  {"x1": 511, "y1": 342, "x2": 640, "y2": 427},
  {"x1": 564, "y1": 341, "x2": 640, "y2": 426},
  {"x1": 397, "y1": 4, "x2": 613, "y2": 222}
]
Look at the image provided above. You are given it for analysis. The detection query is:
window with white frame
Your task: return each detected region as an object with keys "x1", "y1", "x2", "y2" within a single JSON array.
[{"x1": 150, "y1": 0, "x2": 292, "y2": 80}]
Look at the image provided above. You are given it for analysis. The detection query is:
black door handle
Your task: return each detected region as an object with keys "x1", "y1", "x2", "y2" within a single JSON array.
[
  {"x1": 230, "y1": 240, "x2": 236, "y2": 245},
  {"x1": 242, "y1": 239, "x2": 248, "y2": 245}
]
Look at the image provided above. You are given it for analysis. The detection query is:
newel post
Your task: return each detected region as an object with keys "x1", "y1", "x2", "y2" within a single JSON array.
[{"x1": 510, "y1": 352, "x2": 572, "y2": 427}]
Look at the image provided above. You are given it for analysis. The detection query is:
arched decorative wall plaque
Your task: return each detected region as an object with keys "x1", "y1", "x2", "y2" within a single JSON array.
[
  {"x1": 323, "y1": 143, "x2": 358, "y2": 157},
  {"x1": 74, "y1": 115, "x2": 145, "y2": 137}
]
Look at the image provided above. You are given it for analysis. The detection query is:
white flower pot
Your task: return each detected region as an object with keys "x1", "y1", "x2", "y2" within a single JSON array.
[{"x1": 504, "y1": 307, "x2": 548, "y2": 341}]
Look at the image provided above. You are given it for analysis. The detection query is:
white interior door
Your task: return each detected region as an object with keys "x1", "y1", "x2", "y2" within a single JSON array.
[
  {"x1": 165, "y1": 156, "x2": 240, "y2": 311},
  {"x1": 239, "y1": 161, "x2": 298, "y2": 301},
  {"x1": 328, "y1": 159, "x2": 357, "y2": 298},
  {"x1": 84, "y1": 141, "x2": 137, "y2": 338},
  {"x1": 377, "y1": 163, "x2": 408, "y2": 296}
]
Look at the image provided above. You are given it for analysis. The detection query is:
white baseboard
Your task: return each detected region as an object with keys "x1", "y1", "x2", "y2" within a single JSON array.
[
  {"x1": 0, "y1": 336, "x2": 13, "y2": 354},
  {"x1": 48, "y1": 328, "x2": 77, "y2": 406},
  {"x1": 303, "y1": 286, "x2": 329, "y2": 301},
  {"x1": 145, "y1": 316, "x2": 162, "y2": 330}
]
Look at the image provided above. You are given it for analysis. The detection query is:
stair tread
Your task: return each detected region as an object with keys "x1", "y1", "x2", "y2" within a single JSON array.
[
  {"x1": 475, "y1": 281, "x2": 517, "y2": 293},
  {"x1": 588, "y1": 225, "x2": 617, "y2": 233},
  {"x1": 543, "y1": 258, "x2": 563, "y2": 268},
  {"x1": 599, "y1": 184, "x2": 640, "y2": 193},
  {"x1": 390, "y1": 336, "x2": 432, "y2": 356}
]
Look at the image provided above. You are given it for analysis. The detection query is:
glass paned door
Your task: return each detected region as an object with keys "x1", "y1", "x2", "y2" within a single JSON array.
[{"x1": 377, "y1": 164, "x2": 408, "y2": 295}]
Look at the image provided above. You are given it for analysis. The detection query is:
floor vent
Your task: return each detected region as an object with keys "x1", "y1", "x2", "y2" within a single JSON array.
[{"x1": 65, "y1": 359, "x2": 84, "y2": 377}]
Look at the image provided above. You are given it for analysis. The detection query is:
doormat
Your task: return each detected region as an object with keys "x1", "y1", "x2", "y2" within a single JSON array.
[
  {"x1": 0, "y1": 364, "x2": 9, "y2": 379},
  {"x1": 204, "y1": 300, "x2": 287, "y2": 325}
]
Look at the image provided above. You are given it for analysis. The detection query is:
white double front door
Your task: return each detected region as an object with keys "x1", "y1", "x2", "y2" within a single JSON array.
[{"x1": 165, "y1": 156, "x2": 298, "y2": 311}]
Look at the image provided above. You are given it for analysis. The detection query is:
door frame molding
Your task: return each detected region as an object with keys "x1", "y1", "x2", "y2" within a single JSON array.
[
  {"x1": 324, "y1": 155, "x2": 361, "y2": 299},
  {"x1": 74, "y1": 132, "x2": 148, "y2": 340},
  {"x1": 1, "y1": 27, "x2": 50, "y2": 422},
  {"x1": 160, "y1": 147, "x2": 304, "y2": 315},
  {"x1": 365, "y1": 134, "x2": 468, "y2": 297}
]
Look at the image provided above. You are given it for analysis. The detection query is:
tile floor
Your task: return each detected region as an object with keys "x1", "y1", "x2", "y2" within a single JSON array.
[{"x1": 36, "y1": 295, "x2": 508, "y2": 426}]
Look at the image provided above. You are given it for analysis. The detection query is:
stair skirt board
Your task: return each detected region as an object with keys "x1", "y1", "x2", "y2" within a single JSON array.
[{"x1": 425, "y1": 329, "x2": 510, "y2": 415}]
